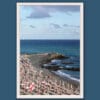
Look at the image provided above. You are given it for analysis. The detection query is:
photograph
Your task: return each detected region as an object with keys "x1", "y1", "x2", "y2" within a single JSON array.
[{"x1": 17, "y1": 2, "x2": 84, "y2": 99}]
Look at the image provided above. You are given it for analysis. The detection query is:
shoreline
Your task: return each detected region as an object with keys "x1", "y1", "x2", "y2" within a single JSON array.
[{"x1": 20, "y1": 53, "x2": 80, "y2": 95}]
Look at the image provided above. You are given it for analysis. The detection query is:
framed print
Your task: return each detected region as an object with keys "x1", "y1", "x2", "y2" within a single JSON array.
[{"x1": 17, "y1": 2, "x2": 84, "y2": 99}]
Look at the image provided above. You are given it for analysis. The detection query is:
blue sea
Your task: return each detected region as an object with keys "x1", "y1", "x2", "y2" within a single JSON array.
[{"x1": 21, "y1": 40, "x2": 80, "y2": 81}]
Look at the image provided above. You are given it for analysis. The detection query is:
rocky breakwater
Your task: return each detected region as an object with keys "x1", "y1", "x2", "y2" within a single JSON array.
[{"x1": 38, "y1": 53, "x2": 80, "y2": 71}]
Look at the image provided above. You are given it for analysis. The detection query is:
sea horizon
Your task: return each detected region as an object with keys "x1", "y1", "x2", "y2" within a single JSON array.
[{"x1": 20, "y1": 39, "x2": 80, "y2": 41}]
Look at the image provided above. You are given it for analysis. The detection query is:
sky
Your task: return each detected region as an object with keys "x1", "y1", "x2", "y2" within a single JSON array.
[{"x1": 20, "y1": 5, "x2": 80, "y2": 40}]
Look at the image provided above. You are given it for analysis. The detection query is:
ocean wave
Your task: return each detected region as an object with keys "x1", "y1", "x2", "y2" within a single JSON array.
[
  {"x1": 51, "y1": 59, "x2": 62, "y2": 63},
  {"x1": 52, "y1": 70, "x2": 80, "y2": 82},
  {"x1": 65, "y1": 65, "x2": 71, "y2": 68}
]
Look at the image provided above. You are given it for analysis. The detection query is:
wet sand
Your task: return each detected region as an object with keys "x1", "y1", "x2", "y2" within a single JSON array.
[{"x1": 20, "y1": 53, "x2": 80, "y2": 95}]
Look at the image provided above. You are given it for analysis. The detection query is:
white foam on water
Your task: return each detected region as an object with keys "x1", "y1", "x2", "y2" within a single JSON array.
[
  {"x1": 65, "y1": 65, "x2": 71, "y2": 68},
  {"x1": 52, "y1": 70, "x2": 80, "y2": 82},
  {"x1": 51, "y1": 59, "x2": 62, "y2": 63}
]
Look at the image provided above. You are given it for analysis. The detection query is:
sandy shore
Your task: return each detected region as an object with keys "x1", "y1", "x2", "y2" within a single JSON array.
[{"x1": 20, "y1": 53, "x2": 80, "y2": 95}]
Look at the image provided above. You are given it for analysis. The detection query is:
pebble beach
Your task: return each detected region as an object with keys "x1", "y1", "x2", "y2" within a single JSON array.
[{"x1": 20, "y1": 53, "x2": 80, "y2": 95}]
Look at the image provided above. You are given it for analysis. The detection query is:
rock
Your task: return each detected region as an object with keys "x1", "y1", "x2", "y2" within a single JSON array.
[
  {"x1": 42, "y1": 63, "x2": 59, "y2": 68},
  {"x1": 42, "y1": 63, "x2": 80, "y2": 71},
  {"x1": 49, "y1": 53, "x2": 67, "y2": 59},
  {"x1": 42, "y1": 63, "x2": 62, "y2": 71},
  {"x1": 62, "y1": 62, "x2": 74, "y2": 64},
  {"x1": 63, "y1": 67, "x2": 80, "y2": 71}
]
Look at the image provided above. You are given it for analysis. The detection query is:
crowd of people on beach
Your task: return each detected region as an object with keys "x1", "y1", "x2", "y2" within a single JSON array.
[{"x1": 20, "y1": 55, "x2": 80, "y2": 95}]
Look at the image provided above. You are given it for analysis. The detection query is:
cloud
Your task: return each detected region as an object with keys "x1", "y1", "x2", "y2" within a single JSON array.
[
  {"x1": 63, "y1": 24, "x2": 80, "y2": 28},
  {"x1": 26, "y1": 5, "x2": 80, "y2": 19},
  {"x1": 63, "y1": 24, "x2": 68, "y2": 27},
  {"x1": 70, "y1": 25, "x2": 80, "y2": 28},
  {"x1": 50, "y1": 23, "x2": 61, "y2": 29},
  {"x1": 45, "y1": 5, "x2": 80, "y2": 13},
  {"x1": 30, "y1": 25, "x2": 35, "y2": 28},
  {"x1": 27, "y1": 10, "x2": 51, "y2": 18},
  {"x1": 75, "y1": 25, "x2": 80, "y2": 28}
]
